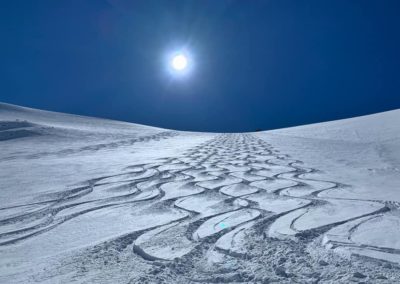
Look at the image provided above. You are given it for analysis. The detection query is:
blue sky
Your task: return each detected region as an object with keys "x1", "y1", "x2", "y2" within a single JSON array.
[{"x1": 1, "y1": 0, "x2": 399, "y2": 132}]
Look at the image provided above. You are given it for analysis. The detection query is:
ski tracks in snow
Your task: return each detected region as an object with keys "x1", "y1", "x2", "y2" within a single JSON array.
[{"x1": 1, "y1": 133, "x2": 399, "y2": 283}]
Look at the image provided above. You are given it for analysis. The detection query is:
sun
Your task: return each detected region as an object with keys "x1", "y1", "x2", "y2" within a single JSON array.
[
  {"x1": 171, "y1": 54, "x2": 188, "y2": 71},
  {"x1": 165, "y1": 49, "x2": 193, "y2": 78}
]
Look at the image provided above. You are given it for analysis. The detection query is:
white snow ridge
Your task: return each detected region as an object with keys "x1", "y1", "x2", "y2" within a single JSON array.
[{"x1": 0, "y1": 102, "x2": 400, "y2": 283}]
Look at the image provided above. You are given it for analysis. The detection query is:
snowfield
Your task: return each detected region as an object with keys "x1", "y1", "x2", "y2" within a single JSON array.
[{"x1": 0, "y1": 102, "x2": 399, "y2": 283}]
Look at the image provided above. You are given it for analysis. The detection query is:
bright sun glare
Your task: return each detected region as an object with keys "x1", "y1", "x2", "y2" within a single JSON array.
[{"x1": 171, "y1": 54, "x2": 188, "y2": 71}]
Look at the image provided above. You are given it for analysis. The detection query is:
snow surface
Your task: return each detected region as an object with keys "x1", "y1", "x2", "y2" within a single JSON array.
[{"x1": 1, "y1": 102, "x2": 400, "y2": 283}]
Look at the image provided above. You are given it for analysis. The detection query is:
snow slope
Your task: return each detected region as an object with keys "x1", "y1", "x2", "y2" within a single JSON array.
[{"x1": 0, "y1": 103, "x2": 399, "y2": 283}]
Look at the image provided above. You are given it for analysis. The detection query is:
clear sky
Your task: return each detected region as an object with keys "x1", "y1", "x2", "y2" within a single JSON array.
[{"x1": 1, "y1": 0, "x2": 399, "y2": 132}]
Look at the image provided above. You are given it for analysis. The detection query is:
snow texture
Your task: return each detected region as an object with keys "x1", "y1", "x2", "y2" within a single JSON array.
[{"x1": 0, "y1": 102, "x2": 400, "y2": 283}]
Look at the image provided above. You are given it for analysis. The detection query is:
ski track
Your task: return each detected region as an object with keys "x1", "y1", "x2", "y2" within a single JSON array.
[{"x1": 1, "y1": 133, "x2": 399, "y2": 283}]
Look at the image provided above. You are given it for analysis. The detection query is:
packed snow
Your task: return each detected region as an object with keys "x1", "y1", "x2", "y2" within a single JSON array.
[{"x1": 0, "y1": 102, "x2": 399, "y2": 283}]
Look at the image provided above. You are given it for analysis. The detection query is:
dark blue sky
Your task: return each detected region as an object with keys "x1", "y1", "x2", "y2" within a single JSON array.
[{"x1": 1, "y1": 1, "x2": 399, "y2": 132}]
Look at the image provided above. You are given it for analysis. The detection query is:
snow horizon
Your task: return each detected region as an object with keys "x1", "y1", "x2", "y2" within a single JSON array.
[{"x1": 1, "y1": 101, "x2": 398, "y2": 133}]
